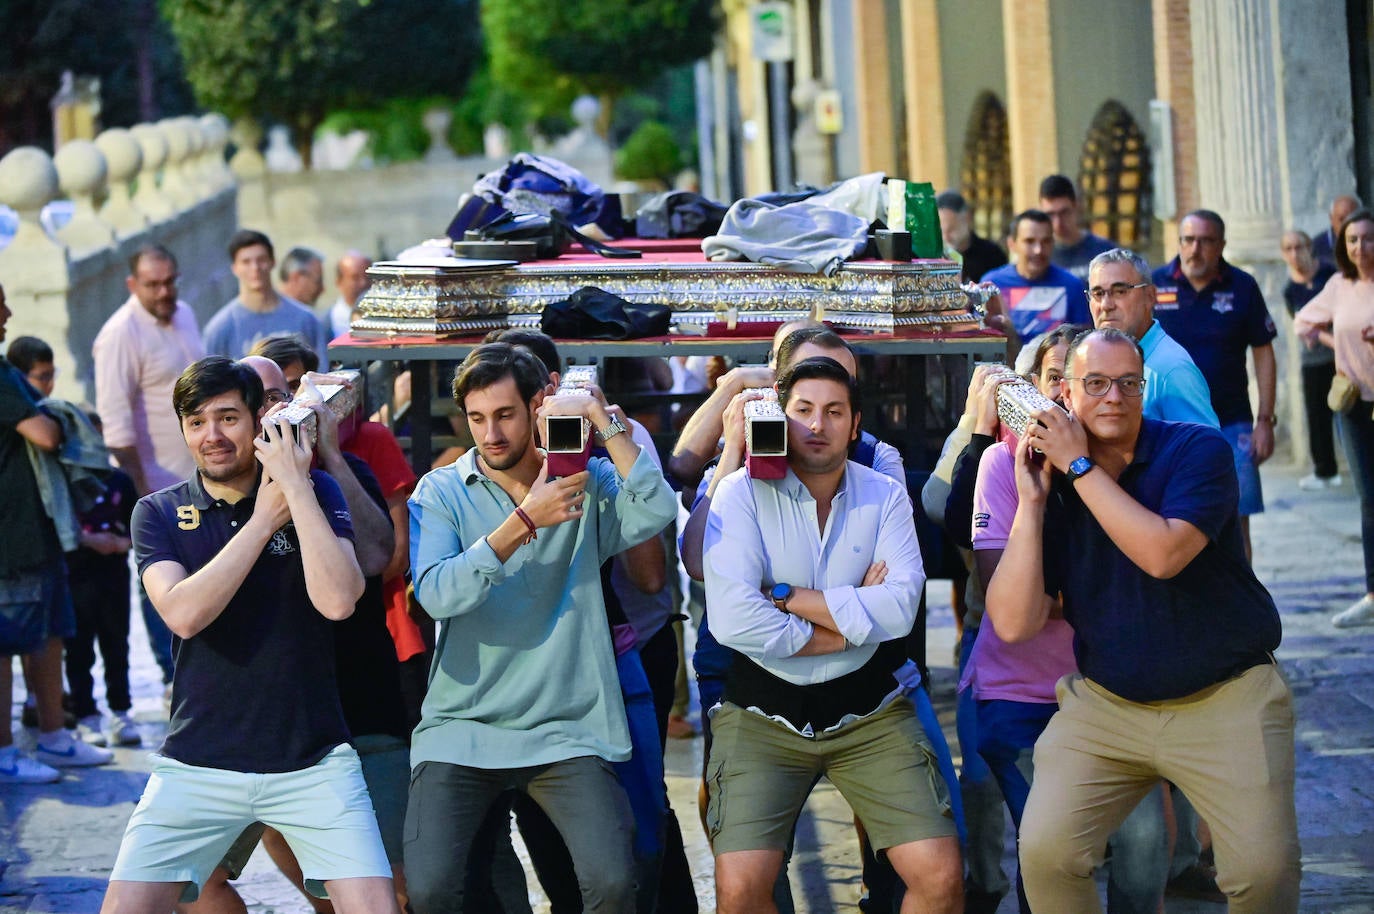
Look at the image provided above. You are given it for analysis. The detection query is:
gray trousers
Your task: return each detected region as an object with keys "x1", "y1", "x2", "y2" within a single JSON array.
[{"x1": 403, "y1": 756, "x2": 636, "y2": 914}]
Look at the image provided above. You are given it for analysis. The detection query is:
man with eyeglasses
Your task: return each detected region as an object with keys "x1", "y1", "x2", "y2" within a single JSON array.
[
  {"x1": 985, "y1": 327, "x2": 1300, "y2": 914},
  {"x1": 94, "y1": 244, "x2": 206, "y2": 693},
  {"x1": 1087, "y1": 248, "x2": 1217, "y2": 427},
  {"x1": 1152, "y1": 211, "x2": 1277, "y2": 561}
]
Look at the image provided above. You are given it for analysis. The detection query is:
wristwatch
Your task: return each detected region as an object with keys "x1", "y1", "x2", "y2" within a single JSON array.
[
  {"x1": 770, "y1": 582, "x2": 794, "y2": 613},
  {"x1": 595, "y1": 414, "x2": 629, "y2": 443},
  {"x1": 1066, "y1": 455, "x2": 1096, "y2": 483}
]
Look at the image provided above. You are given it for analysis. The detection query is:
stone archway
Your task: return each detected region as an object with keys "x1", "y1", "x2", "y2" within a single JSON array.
[
  {"x1": 1079, "y1": 100, "x2": 1152, "y2": 246},
  {"x1": 960, "y1": 92, "x2": 1013, "y2": 243}
]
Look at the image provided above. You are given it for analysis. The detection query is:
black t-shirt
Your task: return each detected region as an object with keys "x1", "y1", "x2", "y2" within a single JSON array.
[
  {"x1": 0, "y1": 359, "x2": 58, "y2": 576},
  {"x1": 67, "y1": 468, "x2": 137, "y2": 579},
  {"x1": 335, "y1": 452, "x2": 409, "y2": 742},
  {"x1": 961, "y1": 234, "x2": 1009, "y2": 283},
  {"x1": 133, "y1": 468, "x2": 355, "y2": 772}
]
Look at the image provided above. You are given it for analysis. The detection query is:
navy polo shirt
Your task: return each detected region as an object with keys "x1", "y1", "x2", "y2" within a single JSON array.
[
  {"x1": 132, "y1": 468, "x2": 355, "y2": 773},
  {"x1": 1043, "y1": 419, "x2": 1280, "y2": 702},
  {"x1": 1151, "y1": 258, "x2": 1277, "y2": 426}
]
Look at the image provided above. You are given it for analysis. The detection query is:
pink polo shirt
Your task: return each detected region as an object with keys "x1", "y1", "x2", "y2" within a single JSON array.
[
  {"x1": 960, "y1": 441, "x2": 1077, "y2": 704},
  {"x1": 93, "y1": 296, "x2": 205, "y2": 492}
]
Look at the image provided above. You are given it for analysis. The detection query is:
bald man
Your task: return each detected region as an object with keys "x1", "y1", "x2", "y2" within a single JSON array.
[
  {"x1": 1312, "y1": 195, "x2": 1361, "y2": 269},
  {"x1": 328, "y1": 252, "x2": 374, "y2": 339}
]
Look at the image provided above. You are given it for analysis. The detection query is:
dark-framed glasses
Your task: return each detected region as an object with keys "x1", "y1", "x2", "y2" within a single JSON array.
[
  {"x1": 1087, "y1": 282, "x2": 1150, "y2": 303},
  {"x1": 1066, "y1": 374, "x2": 1147, "y2": 397}
]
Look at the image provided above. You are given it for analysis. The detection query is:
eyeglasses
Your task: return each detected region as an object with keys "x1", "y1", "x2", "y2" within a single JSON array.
[
  {"x1": 264, "y1": 389, "x2": 291, "y2": 407},
  {"x1": 1066, "y1": 374, "x2": 1147, "y2": 397},
  {"x1": 1087, "y1": 282, "x2": 1150, "y2": 303}
]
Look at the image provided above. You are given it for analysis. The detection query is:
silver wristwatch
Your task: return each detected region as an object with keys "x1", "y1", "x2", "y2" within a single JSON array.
[{"x1": 595, "y1": 415, "x2": 629, "y2": 443}]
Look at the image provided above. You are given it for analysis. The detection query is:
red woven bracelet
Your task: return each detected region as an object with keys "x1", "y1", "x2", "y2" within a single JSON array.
[{"x1": 513, "y1": 506, "x2": 538, "y2": 545}]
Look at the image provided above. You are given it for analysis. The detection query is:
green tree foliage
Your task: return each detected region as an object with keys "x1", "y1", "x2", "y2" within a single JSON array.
[
  {"x1": 614, "y1": 120, "x2": 681, "y2": 186},
  {"x1": 160, "y1": 0, "x2": 480, "y2": 160},
  {"x1": 0, "y1": 0, "x2": 195, "y2": 153},
  {"x1": 482, "y1": 0, "x2": 715, "y2": 125}
]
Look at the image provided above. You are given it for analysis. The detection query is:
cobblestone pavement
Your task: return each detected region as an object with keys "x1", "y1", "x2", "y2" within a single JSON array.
[{"x1": 2, "y1": 463, "x2": 1370, "y2": 913}]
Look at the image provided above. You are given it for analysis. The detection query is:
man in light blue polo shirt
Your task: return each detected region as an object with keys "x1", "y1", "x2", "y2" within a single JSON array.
[
  {"x1": 1086, "y1": 247, "x2": 1218, "y2": 428},
  {"x1": 403, "y1": 343, "x2": 677, "y2": 914}
]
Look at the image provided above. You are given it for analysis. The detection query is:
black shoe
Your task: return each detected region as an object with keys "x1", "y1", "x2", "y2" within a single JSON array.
[{"x1": 1166, "y1": 863, "x2": 1226, "y2": 903}]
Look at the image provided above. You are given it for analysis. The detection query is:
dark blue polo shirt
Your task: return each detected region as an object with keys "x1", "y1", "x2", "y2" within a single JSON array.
[
  {"x1": 1043, "y1": 419, "x2": 1280, "y2": 702},
  {"x1": 1151, "y1": 258, "x2": 1277, "y2": 426},
  {"x1": 132, "y1": 468, "x2": 355, "y2": 772}
]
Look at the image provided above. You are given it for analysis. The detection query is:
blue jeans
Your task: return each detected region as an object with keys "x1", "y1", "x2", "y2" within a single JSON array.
[
  {"x1": 1339, "y1": 406, "x2": 1374, "y2": 592},
  {"x1": 957, "y1": 628, "x2": 1011, "y2": 904},
  {"x1": 139, "y1": 581, "x2": 175, "y2": 684}
]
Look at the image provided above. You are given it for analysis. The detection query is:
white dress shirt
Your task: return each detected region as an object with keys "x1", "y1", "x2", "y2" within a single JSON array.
[{"x1": 703, "y1": 461, "x2": 925, "y2": 685}]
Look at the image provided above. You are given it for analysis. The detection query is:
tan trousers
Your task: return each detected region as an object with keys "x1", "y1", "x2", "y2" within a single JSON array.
[{"x1": 1019, "y1": 663, "x2": 1300, "y2": 914}]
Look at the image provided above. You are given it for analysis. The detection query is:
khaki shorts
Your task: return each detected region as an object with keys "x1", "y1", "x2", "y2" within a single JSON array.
[
  {"x1": 110, "y1": 744, "x2": 390, "y2": 902},
  {"x1": 705, "y1": 697, "x2": 955, "y2": 855}
]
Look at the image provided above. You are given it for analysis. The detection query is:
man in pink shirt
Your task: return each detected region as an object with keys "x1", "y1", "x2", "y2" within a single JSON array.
[
  {"x1": 94, "y1": 245, "x2": 206, "y2": 496},
  {"x1": 93, "y1": 244, "x2": 205, "y2": 688}
]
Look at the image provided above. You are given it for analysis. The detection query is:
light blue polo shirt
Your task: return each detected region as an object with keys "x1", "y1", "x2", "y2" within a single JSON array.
[{"x1": 1140, "y1": 320, "x2": 1219, "y2": 428}]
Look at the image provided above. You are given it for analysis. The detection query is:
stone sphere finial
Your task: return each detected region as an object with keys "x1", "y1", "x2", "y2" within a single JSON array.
[
  {"x1": 572, "y1": 95, "x2": 600, "y2": 129},
  {"x1": 160, "y1": 119, "x2": 190, "y2": 162},
  {"x1": 131, "y1": 124, "x2": 168, "y2": 171},
  {"x1": 0, "y1": 147, "x2": 60, "y2": 212},
  {"x1": 95, "y1": 128, "x2": 142, "y2": 183},
  {"x1": 200, "y1": 113, "x2": 230, "y2": 150},
  {"x1": 54, "y1": 140, "x2": 108, "y2": 199}
]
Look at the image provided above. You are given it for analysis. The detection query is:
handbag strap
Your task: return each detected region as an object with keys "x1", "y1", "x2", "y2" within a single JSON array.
[{"x1": 549, "y1": 210, "x2": 642, "y2": 259}]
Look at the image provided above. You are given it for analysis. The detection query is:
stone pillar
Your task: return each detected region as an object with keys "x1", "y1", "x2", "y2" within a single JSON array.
[
  {"x1": 130, "y1": 123, "x2": 176, "y2": 222},
  {"x1": 1189, "y1": 0, "x2": 1282, "y2": 263},
  {"x1": 200, "y1": 113, "x2": 235, "y2": 193},
  {"x1": 900, "y1": 0, "x2": 947, "y2": 188},
  {"x1": 53, "y1": 140, "x2": 117, "y2": 255},
  {"x1": 95, "y1": 128, "x2": 149, "y2": 238},
  {"x1": 1151, "y1": 0, "x2": 1199, "y2": 261},
  {"x1": 1002, "y1": 0, "x2": 1058, "y2": 210},
  {"x1": 851, "y1": 1, "x2": 896, "y2": 175}
]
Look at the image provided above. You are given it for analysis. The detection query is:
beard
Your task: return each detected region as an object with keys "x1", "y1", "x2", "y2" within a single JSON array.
[{"x1": 478, "y1": 439, "x2": 528, "y2": 472}]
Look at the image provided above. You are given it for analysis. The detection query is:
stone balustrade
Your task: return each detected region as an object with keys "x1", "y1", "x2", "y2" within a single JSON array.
[{"x1": 0, "y1": 116, "x2": 238, "y2": 404}]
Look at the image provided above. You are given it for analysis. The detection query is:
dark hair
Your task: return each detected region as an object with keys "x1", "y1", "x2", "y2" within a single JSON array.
[
  {"x1": 173, "y1": 356, "x2": 264, "y2": 418},
  {"x1": 128, "y1": 244, "x2": 177, "y2": 276},
  {"x1": 484, "y1": 328, "x2": 561, "y2": 377},
  {"x1": 228, "y1": 228, "x2": 274, "y2": 262},
  {"x1": 1334, "y1": 208, "x2": 1374, "y2": 281},
  {"x1": 6, "y1": 336, "x2": 53, "y2": 373},
  {"x1": 1027, "y1": 323, "x2": 1088, "y2": 379},
  {"x1": 249, "y1": 333, "x2": 319, "y2": 372},
  {"x1": 278, "y1": 246, "x2": 323, "y2": 282},
  {"x1": 1007, "y1": 209, "x2": 1052, "y2": 240},
  {"x1": 775, "y1": 327, "x2": 852, "y2": 374},
  {"x1": 1181, "y1": 209, "x2": 1226, "y2": 239},
  {"x1": 1066, "y1": 327, "x2": 1145, "y2": 375},
  {"x1": 452, "y1": 343, "x2": 549, "y2": 412},
  {"x1": 935, "y1": 190, "x2": 968, "y2": 213},
  {"x1": 776, "y1": 356, "x2": 860, "y2": 414},
  {"x1": 1038, "y1": 174, "x2": 1078, "y2": 202}
]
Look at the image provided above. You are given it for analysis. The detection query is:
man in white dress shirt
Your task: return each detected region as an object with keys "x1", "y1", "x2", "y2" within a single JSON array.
[{"x1": 702, "y1": 357, "x2": 962, "y2": 914}]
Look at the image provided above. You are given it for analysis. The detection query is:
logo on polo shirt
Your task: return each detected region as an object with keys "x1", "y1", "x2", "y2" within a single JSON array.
[
  {"x1": 1155, "y1": 287, "x2": 1179, "y2": 310},
  {"x1": 974, "y1": 512, "x2": 990, "y2": 529},
  {"x1": 1212, "y1": 291, "x2": 1234, "y2": 314},
  {"x1": 267, "y1": 529, "x2": 296, "y2": 556},
  {"x1": 176, "y1": 505, "x2": 200, "y2": 530}
]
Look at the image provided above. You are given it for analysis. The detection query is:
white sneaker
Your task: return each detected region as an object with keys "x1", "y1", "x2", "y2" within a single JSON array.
[
  {"x1": 76, "y1": 713, "x2": 108, "y2": 747},
  {"x1": 1298, "y1": 474, "x2": 1326, "y2": 491},
  {"x1": 104, "y1": 711, "x2": 142, "y2": 747},
  {"x1": 1328, "y1": 474, "x2": 1343, "y2": 487},
  {"x1": 1332, "y1": 595, "x2": 1374, "y2": 628},
  {"x1": 0, "y1": 745, "x2": 61, "y2": 784},
  {"x1": 34, "y1": 728, "x2": 114, "y2": 768}
]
